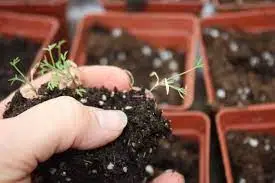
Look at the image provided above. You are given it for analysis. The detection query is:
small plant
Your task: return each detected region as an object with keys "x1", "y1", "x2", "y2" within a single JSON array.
[
  {"x1": 9, "y1": 41, "x2": 87, "y2": 98},
  {"x1": 9, "y1": 57, "x2": 37, "y2": 95},
  {"x1": 150, "y1": 58, "x2": 203, "y2": 98},
  {"x1": 39, "y1": 41, "x2": 86, "y2": 97}
]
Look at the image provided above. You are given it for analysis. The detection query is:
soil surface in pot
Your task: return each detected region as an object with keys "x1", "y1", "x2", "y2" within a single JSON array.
[
  {"x1": 4, "y1": 85, "x2": 198, "y2": 183},
  {"x1": 0, "y1": 35, "x2": 40, "y2": 100},
  {"x1": 152, "y1": 135, "x2": 199, "y2": 183},
  {"x1": 203, "y1": 27, "x2": 275, "y2": 107},
  {"x1": 227, "y1": 131, "x2": 275, "y2": 182},
  {"x1": 86, "y1": 24, "x2": 185, "y2": 106}
]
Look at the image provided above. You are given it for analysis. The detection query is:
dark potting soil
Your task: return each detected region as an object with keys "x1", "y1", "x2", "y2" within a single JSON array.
[
  {"x1": 151, "y1": 135, "x2": 199, "y2": 183},
  {"x1": 203, "y1": 27, "x2": 275, "y2": 107},
  {"x1": 227, "y1": 131, "x2": 275, "y2": 183},
  {"x1": 86, "y1": 24, "x2": 185, "y2": 106},
  {"x1": 0, "y1": 35, "x2": 40, "y2": 100},
  {"x1": 4, "y1": 85, "x2": 199, "y2": 183}
]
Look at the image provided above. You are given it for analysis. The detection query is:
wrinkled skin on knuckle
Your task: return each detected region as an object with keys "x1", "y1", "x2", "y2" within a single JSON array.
[{"x1": 55, "y1": 96, "x2": 84, "y2": 118}]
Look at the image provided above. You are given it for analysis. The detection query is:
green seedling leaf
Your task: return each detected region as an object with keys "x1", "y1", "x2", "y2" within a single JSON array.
[
  {"x1": 40, "y1": 40, "x2": 83, "y2": 92},
  {"x1": 8, "y1": 57, "x2": 37, "y2": 95}
]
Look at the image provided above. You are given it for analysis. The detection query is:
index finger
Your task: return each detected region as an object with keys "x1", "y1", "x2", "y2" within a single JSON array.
[{"x1": 79, "y1": 65, "x2": 130, "y2": 90}]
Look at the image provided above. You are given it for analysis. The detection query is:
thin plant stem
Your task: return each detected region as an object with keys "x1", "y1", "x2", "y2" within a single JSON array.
[
  {"x1": 11, "y1": 64, "x2": 26, "y2": 81},
  {"x1": 10, "y1": 58, "x2": 37, "y2": 93},
  {"x1": 168, "y1": 63, "x2": 202, "y2": 81},
  {"x1": 149, "y1": 58, "x2": 203, "y2": 98},
  {"x1": 49, "y1": 50, "x2": 55, "y2": 66}
]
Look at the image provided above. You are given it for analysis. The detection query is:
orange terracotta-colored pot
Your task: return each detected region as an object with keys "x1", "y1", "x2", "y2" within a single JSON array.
[
  {"x1": 70, "y1": 12, "x2": 199, "y2": 111},
  {"x1": 0, "y1": 11, "x2": 59, "y2": 74},
  {"x1": 212, "y1": 0, "x2": 275, "y2": 12},
  {"x1": 201, "y1": 10, "x2": 275, "y2": 110},
  {"x1": 0, "y1": 0, "x2": 68, "y2": 40},
  {"x1": 216, "y1": 104, "x2": 275, "y2": 183},
  {"x1": 164, "y1": 111, "x2": 210, "y2": 183},
  {"x1": 100, "y1": 0, "x2": 205, "y2": 14}
]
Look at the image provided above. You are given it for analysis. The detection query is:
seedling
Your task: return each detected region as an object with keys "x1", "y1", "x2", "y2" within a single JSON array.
[
  {"x1": 9, "y1": 57, "x2": 37, "y2": 95},
  {"x1": 150, "y1": 58, "x2": 203, "y2": 98},
  {"x1": 9, "y1": 41, "x2": 87, "y2": 98},
  {"x1": 9, "y1": 40, "x2": 201, "y2": 100},
  {"x1": 39, "y1": 41, "x2": 86, "y2": 97}
]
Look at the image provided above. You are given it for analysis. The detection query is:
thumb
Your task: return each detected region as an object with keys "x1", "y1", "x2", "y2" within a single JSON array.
[{"x1": 0, "y1": 96, "x2": 127, "y2": 182}]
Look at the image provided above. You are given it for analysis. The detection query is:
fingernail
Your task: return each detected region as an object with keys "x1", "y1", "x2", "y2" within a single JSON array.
[
  {"x1": 124, "y1": 69, "x2": 134, "y2": 87},
  {"x1": 95, "y1": 110, "x2": 128, "y2": 131},
  {"x1": 164, "y1": 169, "x2": 173, "y2": 173}
]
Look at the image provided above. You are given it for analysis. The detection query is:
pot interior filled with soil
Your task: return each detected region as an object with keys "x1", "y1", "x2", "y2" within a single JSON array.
[
  {"x1": 0, "y1": 11, "x2": 59, "y2": 100},
  {"x1": 3, "y1": 42, "x2": 204, "y2": 183},
  {"x1": 165, "y1": 112, "x2": 210, "y2": 183},
  {"x1": 71, "y1": 13, "x2": 199, "y2": 110},
  {"x1": 217, "y1": 105, "x2": 275, "y2": 183},
  {"x1": 86, "y1": 24, "x2": 186, "y2": 106},
  {"x1": 202, "y1": 11, "x2": 275, "y2": 109},
  {"x1": 0, "y1": 35, "x2": 40, "y2": 100},
  {"x1": 227, "y1": 131, "x2": 275, "y2": 182}
]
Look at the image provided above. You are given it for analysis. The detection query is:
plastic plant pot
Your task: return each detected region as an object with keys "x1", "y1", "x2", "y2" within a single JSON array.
[
  {"x1": 0, "y1": 11, "x2": 59, "y2": 75},
  {"x1": 70, "y1": 12, "x2": 199, "y2": 111},
  {"x1": 201, "y1": 10, "x2": 275, "y2": 110},
  {"x1": 212, "y1": 0, "x2": 275, "y2": 12},
  {"x1": 100, "y1": 0, "x2": 204, "y2": 15},
  {"x1": 0, "y1": 0, "x2": 68, "y2": 40},
  {"x1": 164, "y1": 111, "x2": 210, "y2": 183},
  {"x1": 216, "y1": 104, "x2": 275, "y2": 183}
]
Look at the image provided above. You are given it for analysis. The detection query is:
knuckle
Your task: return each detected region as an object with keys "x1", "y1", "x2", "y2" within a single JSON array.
[
  {"x1": 57, "y1": 96, "x2": 79, "y2": 105},
  {"x1": 55, "y1": 96, "x2": 85, "y2": 118},
  {"x1": 51, "y1": 96, "x2": 90, "y2": 136}
]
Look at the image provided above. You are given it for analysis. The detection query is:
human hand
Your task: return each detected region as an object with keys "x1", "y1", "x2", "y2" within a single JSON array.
[{"x1": 0, "y1": 66, "x2": 184, "y2": 183}]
